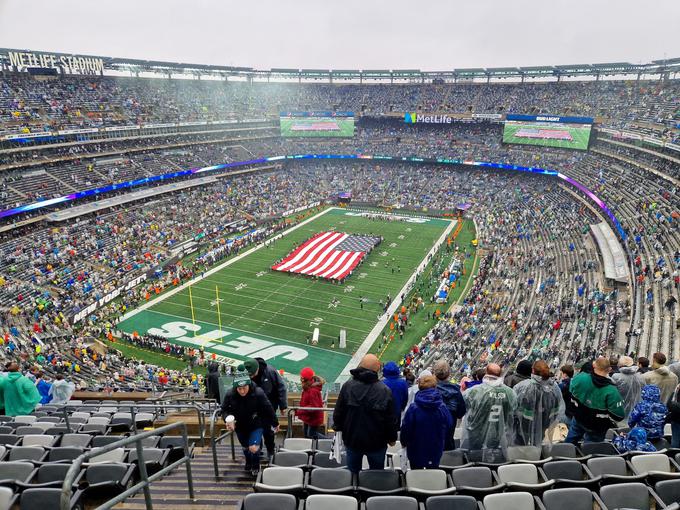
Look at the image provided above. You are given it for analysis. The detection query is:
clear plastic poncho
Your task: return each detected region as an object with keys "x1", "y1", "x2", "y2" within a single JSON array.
[
  {"x1": 512, "y1": 375, "x2": 565, "y2": 446},
  {"x1": 460, "y1": 375, "x2": 517, "y2": 463},
  {"x1": 48, "y1": 379, "x2": 76, "y2": 405},
  {"x1": 612, "y1": 367, "x2": 645, "y2": 421}
]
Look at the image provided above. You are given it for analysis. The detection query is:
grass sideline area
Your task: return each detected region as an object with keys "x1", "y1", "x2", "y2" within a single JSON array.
[
  {"x1": 375, "y1": 218, "x2": 478, "y2": 362},
  {"x1": 117, "y1": 208, "x2": 454, "y2": 381}
]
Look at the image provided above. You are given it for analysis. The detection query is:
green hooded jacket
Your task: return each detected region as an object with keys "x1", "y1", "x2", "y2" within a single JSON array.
[
  {"x1": 0, "y1": 372, "x2": 41, "y2": 416},
  {"x1": 569, "y1": 371, "x2": 624, "y2": 433}
]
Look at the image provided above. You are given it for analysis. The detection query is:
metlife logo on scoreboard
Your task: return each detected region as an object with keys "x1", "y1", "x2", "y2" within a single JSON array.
[{"x1": 404, "y1": 112, "x2": 453, "y2": 124}]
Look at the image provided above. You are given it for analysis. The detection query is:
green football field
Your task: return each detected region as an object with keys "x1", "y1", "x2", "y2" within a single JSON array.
[
  {"x1": 117, "y1": 208, "x2": 455, "y2": 382},
  {"x1": 503, "y1": 121, "x2": 592, "y2": 150},
  {"x1": 279, "y1": 117, "x2": 355, "y2": 137}
]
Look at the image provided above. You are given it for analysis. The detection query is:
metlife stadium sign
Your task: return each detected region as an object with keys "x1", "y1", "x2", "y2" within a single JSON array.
[{"x1": 404, "y1": 113, "x2": 453, "y2": 124}]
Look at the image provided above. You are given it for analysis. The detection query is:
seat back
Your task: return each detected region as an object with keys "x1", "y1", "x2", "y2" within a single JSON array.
[
  {"x1": 49, "y1": 447, "x2": 84, "y2": 462},
  {"x1": 60, "y1": 434, "x2": 92, "y2": 448},
  {"x1": 0, "y1": 434, "x2": 18, "y2": 446},
  {"x1": 20, "y1": 488, "x2": 62, "y2": 510},
  {"x1": 542, "y1": 460, "x2": 584, "y2": 481},
  {"x1": 9, "y1": 446, "x2": 44, "y2": 461},
  {"x1": 92, "y1": 435, "x2": 123, "y2": 448},
  {"x1": 497, "y1": 464, "x2": 539, "y2": 484},
  {"x1": 542, "y1": 488, "x2": 593, "y2": 510},
  {"x1": 312, "y1": 452, "x2": 346, "y2": 468},
  {"x1": 316, "y1": 439, "x2": 333, "y2": 452},
  {"x1": 22, "y1": 435, "x2": 54, "y2": 447},
  {"x1": 242, "y1": 493, "x2": 297, "y2": 510},
  {"x1": 15, "y1": 426, "x2": 44, "y2": 436},
  {"x1": 579, "y1": 442, "x2": 618, "y2": 456},
  {"x1": 36, "y1": 464, "x2": 71, "y2": 484},
  {"x1": 406, "y1": 469, "x2": 448, "y2": 490},
  {"x1": 309, "y1": 468, "x2": 353, "y2": 490},
  {"x1": 128, "y1": 448, "x2": 164, "y2": 463},
  {"x1": 305, "y1": 494, "x2": 357, "y2": 510},
  {"x1": 272, "y1": 451, "x2": 308, "y2": 467},
  {"x1": 281, "y1": 438, "x2": 313, "y2": 451},
  {"x1": 0, "y1": 486, "x2": 13, "y2": 508},
  {"x1": 260, "y1": 467, "x2": 304, "y2": 486},
  {"x1": 85, "y1": 463, "x2": 129, "y2": 485},
  {"x1": 599, "y1": 482, "x2": 651, "y2": 510},
  {"x1": 587, "y1": 456, "x2": 628, "y2": 477},
  {"x1": 14, "y1": 415, "x2": 37, "y2": 425},
  {"x1": 159, "y1": 436, "x2": 186, "y2": 449},
  {"x1": 544, "y1": 443, "x2": 578, "y2": 459},
  {"x1": 507, "y1": 446, "x2": 541, "y2": 461},
  {"x1": 89, "y1": 447, "x2": 126, "y2": 463},
  {"x1": 439, "y1": 450, "x2": 467, "y2": 468},
  {"x1": 630, "y1": 453, "x2": 671, "y2": 474},
  {"x1": 0, "y1": 461, "x2": 34, "y2": 482},
  {"x1": 358, "y1": 469, "x2": 401, "y2": 491},
  {"x1": 451, "y1": 466, "x2": 493, "y2": 488},
  {"x1": 424, "y1": 495, "x2": 478, "y2": 510},
  {"x1": 483, "y1": 492, "x2": 535, "y2": 510},
  {"x1": 366, "y1": 496, "x2": 419, "y2": 510},
  {"x1": 655, "y1": 479, "x2": 680, "y2": 506}
]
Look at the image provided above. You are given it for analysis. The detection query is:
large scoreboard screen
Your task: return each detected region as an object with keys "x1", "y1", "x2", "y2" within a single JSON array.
[
  {"x1": 503, "y1": 114, "x2": 593, "y2": 150},
  {"x1": 280, "y1": 111, "x2": 355, "y2": 137}
]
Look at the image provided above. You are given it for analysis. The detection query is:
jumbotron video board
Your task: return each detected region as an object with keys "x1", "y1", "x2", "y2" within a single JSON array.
[
  {"x1": 280, "y1": 111, "x2": 355, "y2": 137},
  {"x1": 503, "y1": 114, "x2": 594, "y2": 150}
]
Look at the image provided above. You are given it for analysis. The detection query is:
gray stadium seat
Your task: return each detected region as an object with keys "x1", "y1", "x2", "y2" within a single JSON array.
[
  {"x1": 450, "y1": 466, "x2": 505, "y2": 497},
  {"x1": 366, "y1": 496, "x2": 419, "y2": 510},
  {"x1": 304, "y1": 494, "x2": 358, "y2": 510},
  {"x1": 8, "y1": 446, "x2": 45, "y2": 462},
  {"x1": 357, "y1": 469, "x2": 404, "y2": 497},
  {"x1": 496, "y1": 463, "x2": 554, "y2": 494},
  {"x1": 630, "y1": 453, "x2": 680, "y2": 483},
  {"x1": 425, "y1": 495, "x2": 478, "y2": 510},
  {"x1": 579, "y1": 442, "x2": 618, "y2": 456},
  {"x1": 540, "y1": 460, "x2": 600, "y2": 489},
  {"x1": 312, "y1": 452, "x2": 346, "y2": 468},
  {"x1": 483, "y1": 492, "x2": 536, "y2": 510},
  {"x1": 438, "y1": 450, "x2": 470, "y2": 470},
  {"x1": 271, "y1": 451, "x2": 309, "y2": 469},
  {"x1": 655, "y1": 479, "x2": 680, "y2": 507},
  {"x1": 238, "y1": 493, "x2": 297, "y2": 510},
  {"x1": 254, "y1": 467, "x2": 305, "y2": 496},
  {"x1": 48, "y1": 447, "x2": 84, "y2": 463},
  {"x1": 405, "y1": 469, "x2": 455, "y2": 498},
  {"x1": 542, "y1": 488, "x2": 604, "y2": 510},
  {"x1": 599, "y1": 482, "x2": 664, "y2": 510},
  {"x1": 305, "y1": 467, "x2": 354, "y2": 495},
  {"x1": 59, "y1": 434, "x2": 92, "y2": 448},
  {"x1": 0, "y1": 461, "x2": 36, "y2": 486},
  {"x1": 586, "y1": 455, "x2": 646, "y2": 485}
]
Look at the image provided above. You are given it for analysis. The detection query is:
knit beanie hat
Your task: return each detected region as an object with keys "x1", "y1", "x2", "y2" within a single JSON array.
[
  {"x1": 300, "y1": 367, "x2": 315, "y2": 380},
  {"x1": 233, "y1": 370, "x2": 251, "y2": 389}
]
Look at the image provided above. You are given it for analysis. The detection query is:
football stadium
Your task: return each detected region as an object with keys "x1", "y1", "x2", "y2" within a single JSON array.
[{"x1": 0, "y1": 1, "x2": 679, "y2": 508}]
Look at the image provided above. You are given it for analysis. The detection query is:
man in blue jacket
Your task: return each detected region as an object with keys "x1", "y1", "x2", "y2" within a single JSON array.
[
  {"x1": 433, "y1": 359, "x2": 466, "y2": 449},
  {"x1": 400, "y1": 374, "x2": 452, "y2": 469},
  {"x1": 382, "y1": 361, "x2": 409, "y2": 422}
]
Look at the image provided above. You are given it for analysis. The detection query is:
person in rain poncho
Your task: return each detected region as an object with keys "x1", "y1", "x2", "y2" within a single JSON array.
[
  {"x1": 460, "y1": 363, "x2": 517, "y2": 463},
  {"x1": 513, "y1": 360, "x2": 565, "y2": 446},
  {"x1": 628, "y1": 384, "x2": 667, "y2": 439},
  {"x1": 48, "y1": 374, "x2": 75, "y2": 405},
  {"x1": 611, "y1": 356, "x2": 645, "y2": 424},
  {"x1": 612, "y1": 426, "x2": 656, "y2": 453},
  {"x1": 0, "y1": 362, "x2": 41, "y2": 416}
]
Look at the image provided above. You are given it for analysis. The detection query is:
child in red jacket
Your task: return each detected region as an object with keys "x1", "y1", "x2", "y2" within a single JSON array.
[{"x1": 296, "y1": 367, "x2": 326, "y2": 439}]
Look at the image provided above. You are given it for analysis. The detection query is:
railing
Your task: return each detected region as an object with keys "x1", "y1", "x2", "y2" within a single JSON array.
[
  {"x1": 209, "y1": 408, "x2": 235, "y2": 478},
  {"x1": 61, "y1": 401, "x2": 209, "y2": 446},
  {"x1": 60, "y1": 421, "x2": 194, "y2": 510},
  {"x1": 285, "y1": 406, "x2": 335, "y2": 438}
]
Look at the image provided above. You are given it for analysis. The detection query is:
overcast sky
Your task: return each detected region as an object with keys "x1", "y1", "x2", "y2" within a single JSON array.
[{"x1": 0, "y1": 0, "x2": 678, "y2": 70}]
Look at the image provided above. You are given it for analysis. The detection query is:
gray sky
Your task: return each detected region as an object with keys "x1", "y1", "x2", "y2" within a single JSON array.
[{"x1": 0, "y1": 0, "x2": 678, "y2": 70}]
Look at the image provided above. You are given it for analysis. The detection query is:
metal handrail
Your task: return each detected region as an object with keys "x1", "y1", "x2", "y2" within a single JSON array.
[
  {"x1": 209, "y1": 408, "x2": 235, "y2": 478},
  {"x1": 285, "y1": 406, "x2": 335, "y2": 438},
  {"x1": 60, "y1": 401, "x2": 208, "y2": 445},
  {"x1": 60, "y1": 421, "x2": 194, "y2": 510}
]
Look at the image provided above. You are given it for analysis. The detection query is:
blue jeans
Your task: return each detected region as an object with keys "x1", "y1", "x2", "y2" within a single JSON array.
[
  {"x1": 671, "y1": 422, "x2": 680, "y2": 448},
  {"x1": 565, "y1": 420, "x2": 605, "y2": 444},
  {"x1": 346, "y1": 447, "x2": 387, "y2": 473},
  {"x1": 303, "y1": 424, "x2": 326, "y2": 440},
  {"x1": 236, "y1": 428, "x2": 263, "y2": 468}
]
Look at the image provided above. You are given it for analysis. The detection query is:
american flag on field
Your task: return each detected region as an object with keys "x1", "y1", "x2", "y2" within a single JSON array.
[{"x1": 272, "y1": 232, "x2": 381, "y2": 281}]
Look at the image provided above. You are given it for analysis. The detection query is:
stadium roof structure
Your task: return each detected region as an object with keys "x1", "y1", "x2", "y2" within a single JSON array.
[{"x1": 1, "y1": 47, "x2": 679, "y2": 82}]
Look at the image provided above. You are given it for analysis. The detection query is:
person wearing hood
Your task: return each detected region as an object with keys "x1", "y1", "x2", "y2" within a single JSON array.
[
  {"x1": 48, "y1": 374, "x2": 75, "y2": 405},
  {"x1": 205, "y1": 362, "x2": 221, "y2": 402},
  {"x1": 0, "y1": 362, "x2": 41, "y2": 416},
  {"x1": 642, "y1": 352, "x2": 678, "y2": 403},
  {"x1": 400, "y1": 374, "x2": 453, "y2": 469},
  {"x1": 333, "y1": 354, "x2": 398, "y2": 473},
  {"x1": 612, "y1": 356, "x2": 645, "y2": 423},
  {"x1": 382, "y1": 361, "x2": 409, "y2": 422},
  {"x1": 504, "y1": 359, "x2": 533, "y2": 389},
  {"x1": 460, "y1": 364, "x2": 517, "y2": 462},
  {"x1": 433, "y1": 359, "x2": 466, "y2": 450},
  {"x1": 405, "y1": 369, "x2": 432, "y2": 413},
  {"x1": 33, "y1": 371, "x2": 52, "y2": 405},
  {"x1": 566, "y1": 357, "x2": 624, "y2": 444},
  {"x1": 558, "y1": 365, "x2": 575, "y2": 424},
  {"x1": 221, "y1": 369, "x2": 278, "y2": 476},
  {"x1": 296, "y1": 367, "x2": 326, "y2": 439},
  {"x1": 628, "y1": 384, "x2": 668, "y2": 439},
  {"x1": 242, "y1": 357, "x2": 288, "y2": 459},
  {"x1": 513, "y1": 360, "x2": 565, "y2": 446},
  {"x1": 612, "y1": 426, "x2": 656, "y2": 453}
]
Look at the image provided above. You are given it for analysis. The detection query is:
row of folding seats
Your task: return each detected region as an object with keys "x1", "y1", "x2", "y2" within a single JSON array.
[{"x1": 240, "y1": 488, "x2": 680, "y2": 510}]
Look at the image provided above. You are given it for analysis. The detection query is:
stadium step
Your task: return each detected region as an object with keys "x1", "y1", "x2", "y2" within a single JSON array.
[{"x1": 114, "y1": 445, "x2": 254, "y2": 509}]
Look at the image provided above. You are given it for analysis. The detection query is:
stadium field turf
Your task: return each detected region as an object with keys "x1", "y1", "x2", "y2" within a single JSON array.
[
  {"x1": 503, "y1": 122, "x2": 591, "y2": 150},
  {"x1": 117, "y1": 207, "x2": 455, "y2": 382}
]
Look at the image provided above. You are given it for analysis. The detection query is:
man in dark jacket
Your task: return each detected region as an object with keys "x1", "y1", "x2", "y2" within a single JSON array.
[
  {"x1": 558, "y1": 364, "x2": 575, "y2": 424},
  {"x1": 333, "y1": 354, "x2": 398, "y2": 473},
  {"x1": 433, "y1": 359, "x2": 466, "y2": 450},
  {"x1": 667, "y1": 383, "x2": 680, "y2": 448},
  {"x1": 242, "y1": 358, "x2": 288, "y2": 459},
  {"x1": 205, "y1": 363, "x2": 220, "y2": 402},
  {"x1": 565, "y1": 357, "x2": 624, "y2": 444},
  {"x1": 504, "y1": 359, "x2": 532, "y2": 388},
  {"x1": 221, "y1": 370, "x2": 278, "y2": 476}
]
